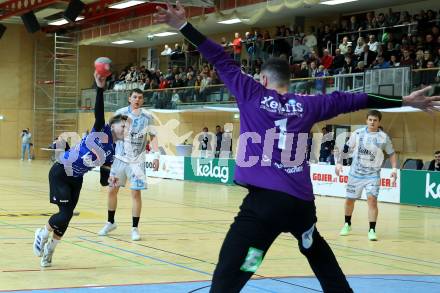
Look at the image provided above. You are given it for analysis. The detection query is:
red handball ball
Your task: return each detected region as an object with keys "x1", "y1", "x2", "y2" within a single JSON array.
[{"x1": 94, "y1": 57, "x2": 112, "y2": 78}]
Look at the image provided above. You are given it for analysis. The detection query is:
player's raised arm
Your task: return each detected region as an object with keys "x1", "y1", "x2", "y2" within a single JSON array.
[
  {"x1": 93, "y1": 72, "x2": 106, "y2": 131},
  {"x1": 311, "y1": 86, "x2": 440, "y2": 123},
  {"x1": 153, "y1": 1, "x2": 263, "y2": 104}
]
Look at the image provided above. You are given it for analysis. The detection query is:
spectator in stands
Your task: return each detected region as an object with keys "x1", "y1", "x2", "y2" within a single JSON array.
[
  {"x1": 309, "y1": 50, "x2": 320, "y2": 66},
  {"x1": 309, "y1": 61, "x2": 318, "y2": 78},
  {"x1": 387, "y1": 8, "x2": 400, "y2": 26},
  {"x1": 421, "y1": 61, "x2": 438, "y2": 86},
  {"x1": 244, "y1": 31, "x2": 256, "y2": 63},
  {"x1": 161, "y1": 44, "x2": 172, "y2": 56},
  {"x1": 373, "y1": 56, "x2": 391, "y2": 69},
  {"x1": 428, "y1": 151, "x2": 440, "y2": 171},
  {"x1": 362, "y1": 11, "x2": 377, "y2": 30},
  {"x1": 348, "y1": 15, "x2": 360, "y2": 32},
  {"x1": 194, "y1": 74, "x2": 202, "y2": 98},
  {"x1": 291, "y1": 38, "x2": 309, "y2": 64},
  {"x1": 221, "y1": 36, "x2": 233, "y2": 57},
  {"x1": 165, "y1": 68, "x2": 174, "y2": 81},
  {"x1": 253, "y1": 67, "x2": 261, "y2": 81},
  {"x1": 171, "y1": 90, "x2": 181, "y2": 109},
  {"x1": 339, "y1": 36, "x2": 350, "y2": 55},
  {"x1": 434, "y1": 48, "x2": 440, "y2": 66},
  {"x1": 400, "y1": 49, "x2": 414, "y2": 67},
  {"x1": 354, "y1": 37, "x2": 366, "y2": 56},
  {"x1": 354, "y1": 61, "x2": 365, "y2": 73},
  {"x1": 215, "y1": 125, "x2": 223, "y2": 158},
  {"x1": 415, "y1": 49, "x2": 424, "y2": 69},
  {"x1": 171, "y1": 74, "x2": 185, "y2": 88},
  {"x1": 425, "y1": 34, "x2": 436, "y2": 52},
  {"x1": 390, "y1": 55, "x2": 400, "y2": 67},
  {"x1": 377, "y1": 13, "x2": 389, "y2": 28},
  {"x1": 320, "y1": 49, "x2": 333, "y2": 70},
  {"x1": 184, "y1": 73, "x2": 195, "y2": 102},
  {"x1": 332, "y1": 48, "x2": 345, "y2": 74},
  {"x1": 385, "y1": 42, "x2": 400, "y2": 60},
  {"x1": 199, "y1": 73, "x2": 212, "y2": 102},
  {"x1": 232, "y1": 32, "x2": 242, "y2": 62},
  {"x1": 262, "y1": 30, "x2": 273, "y2": 60},
  {"x1": 423, "y1": 50, "x2": 433, "y2": 68},
  {"x1": 359, "y1": 44, "x2": 377, "y2": 68},
  {"x1": 304, "y1": 29, "x2": 317, "y2": 50},
  {"x1": 159, "y1": 75, "x2": 168, "y2": 89},
  {"x1": 399, "y1": 11, "x2": 412, "y2": 25},
  {"x1": 376, "y1": 44, "x2": 386, "y2": 60},
  {"x1": 342, "y1": 55, "x2": 356, "y2": 74},
  {"x1": 313, "y1": 65, "x2": 328, "y2": 94},
  {"x1": 318, "y1": 25, "x2": 332, "y2": 54},
  {"x1": 368, "y1": 35, "x2": 379, "y2": 52},
  {"x1": 291, "y1": 61, "x2": 309, "y2": 94}
]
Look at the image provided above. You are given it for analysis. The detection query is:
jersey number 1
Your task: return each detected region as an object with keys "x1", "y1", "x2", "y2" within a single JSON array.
[{"x1": 275, "y1": 118, "x2": 287, "y2": 150}]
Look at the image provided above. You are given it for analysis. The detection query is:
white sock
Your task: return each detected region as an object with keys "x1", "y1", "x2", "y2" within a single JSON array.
[
  {"x1": 48, "y1": 238, "x2": 60, "y2": 250},
  {"x1": 41, "y1": 226, "x2": 50, "y2": 238}
]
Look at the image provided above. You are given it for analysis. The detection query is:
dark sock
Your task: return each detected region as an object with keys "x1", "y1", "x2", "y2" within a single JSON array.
[
  {"x1": 369, "y1": 222, "x2": 376, "y2": 231},
  {"x1": 132, "y1": 217, "x2": 140, "y2": 228},
  {"x1": 345, "y1": 215, "x2": 352, "y2": 226},
  {"x1": 108, "y1": 210, "x2": 115, "y2": 224}
]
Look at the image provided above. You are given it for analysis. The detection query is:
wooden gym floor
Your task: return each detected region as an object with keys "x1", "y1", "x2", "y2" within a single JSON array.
[{"x1": 0, "y1": 160, "x2": 439, "y2": 292}]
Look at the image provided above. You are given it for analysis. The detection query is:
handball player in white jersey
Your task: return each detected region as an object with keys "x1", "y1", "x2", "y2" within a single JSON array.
[
  {"x1": 336, "y1": 110, "x2": 397, "y2": 241},
  {"x1": 98, "y1": 88, "x2": 160, "y2": 241}
]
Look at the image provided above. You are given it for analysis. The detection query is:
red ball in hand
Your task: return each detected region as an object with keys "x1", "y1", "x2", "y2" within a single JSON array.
[{"x1": 94, "y1": 57, "x2": 112, "y2": 78}]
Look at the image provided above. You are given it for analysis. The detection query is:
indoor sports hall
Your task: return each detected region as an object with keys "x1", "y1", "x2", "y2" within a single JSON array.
[{"x1": 0, "y1": 0, "x2": 439, "y2": 292}]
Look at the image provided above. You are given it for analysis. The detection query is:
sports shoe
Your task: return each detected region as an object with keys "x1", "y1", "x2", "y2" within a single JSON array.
[
  {"x1": 33, "y1": 228, "x2": 49, "y2": 257},
  {"x1": 368, "y1": 229, "x2": 378, "y2": 241},
  {"x1": 40, "y1": 242, "x2": 55, "y2": 267},
  {"x1": 98, "y1": 222, "x2": 117, "y2": 236},
  {"x1": 131, "y1": 227, "x2": 141, "y2": 241},
  {"x1": 339, "y1": 223, "x2": 352, "y2": 236}
]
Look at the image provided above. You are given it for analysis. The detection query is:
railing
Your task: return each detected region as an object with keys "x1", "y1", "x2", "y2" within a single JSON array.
[
  {"x1": 80, "y1": 67, "x2": 439, "y2": 111},
  {"x1": 336, "y1": 18, "x2": 440, "y2": 46}
]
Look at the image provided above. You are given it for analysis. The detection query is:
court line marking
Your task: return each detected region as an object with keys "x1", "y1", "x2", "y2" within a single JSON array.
[
  {"x1": 328, "y1": 242, "x2": 440, "y2": 266},
  {"x1": 72, "y1": 227, "x2": 322, "y2": 292},
  {"x1": 155, "y1": 216, "x2": 439, "y2": 273},
  {"x1": 3, "y1": 275, "x2": 440, "y2": 292}
]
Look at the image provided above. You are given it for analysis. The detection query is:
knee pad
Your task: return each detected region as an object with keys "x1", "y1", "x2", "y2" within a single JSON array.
[{"x1": 49, "y1": 208, "x2": 74, "y2": 237}]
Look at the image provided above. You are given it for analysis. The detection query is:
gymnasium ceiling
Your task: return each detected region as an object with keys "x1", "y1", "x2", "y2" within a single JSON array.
[
  {"x1": 79, "y1": 0, "x2": 424, "y2": 48},
  {"x1": 0, "y1": 0, "x2": 429, "y2": 47}
]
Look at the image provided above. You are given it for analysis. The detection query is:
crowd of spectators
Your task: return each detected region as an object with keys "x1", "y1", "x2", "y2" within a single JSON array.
[{"x1": 101, "y1": 8, "x2": 440, "y2": 108}]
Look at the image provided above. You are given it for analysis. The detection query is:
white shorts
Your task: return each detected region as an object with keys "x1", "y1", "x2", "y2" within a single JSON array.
[
  {"x1": 109, "y1": 159, "x2": 147, "y2": 190},
  {"x1": 346, "y1": 176, "x2": 380, "y2": 199}
]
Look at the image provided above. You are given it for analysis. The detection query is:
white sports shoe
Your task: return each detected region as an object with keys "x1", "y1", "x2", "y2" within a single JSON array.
[
  {"x1": 131, "y1": 227, "x2": 141, "y2": 241},
  {"x1": 98, "y1": 222, "x2": 117, "y2": 236},
  {"x1": 40, "y1": 242, "x2": 55, "y2": 267},
  {"x1": 33, "y1": 228, "x2": 49, "y2": 257}
]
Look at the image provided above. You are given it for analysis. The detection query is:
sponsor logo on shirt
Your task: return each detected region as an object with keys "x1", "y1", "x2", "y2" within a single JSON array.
[{"x1": 260, "y1": 96, "x2": 304, "y2": 116}]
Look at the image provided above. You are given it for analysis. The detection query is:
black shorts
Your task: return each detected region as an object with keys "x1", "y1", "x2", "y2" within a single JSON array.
[{"x1": 49, "y1": 163, "x2": 83, "y2": 205}]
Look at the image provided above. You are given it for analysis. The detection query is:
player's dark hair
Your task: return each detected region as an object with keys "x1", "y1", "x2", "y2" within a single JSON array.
[
  {"x1": 130, "y1": 88, "x2": 144, "y2": 96},
  {"x1": 109, "y1": 114, "x2": 128, "y2": 126},
  {"x1": 435, "y1": 150, "x2": 440, "y2": 155},
  {"x1": 261, "y1": 58, "x2": 290, "y2": 87},
  {"x1": 366, "y1": 110, "x2": 382, "y2": 121}
]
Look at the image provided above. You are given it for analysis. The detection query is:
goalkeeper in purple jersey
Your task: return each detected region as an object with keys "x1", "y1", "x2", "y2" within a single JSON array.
[{"x1": 154, "y1": 2, "x2": 440, "y2": 292}]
